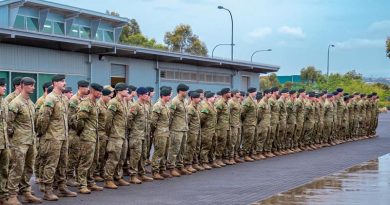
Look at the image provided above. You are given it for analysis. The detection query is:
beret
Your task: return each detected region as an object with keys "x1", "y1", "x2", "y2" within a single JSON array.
[
  {"x1": 271, "y1": 87, "x2": 279, "y2": 92},
  {"x1": 289, "y1": 90, "x2": 296, "y2": 94},
  {"x1": 327, "y1": 94, "x2": 333, "y2": 98},
  {"x1": 52, "y1": 74, "x2": 66, "y2": 82},
  {"x1": 344, "y1": 96, "x2": 350, "y2": 101},
  {"x1": 63, "y1": 87, "x2": 72, "y2": 93},
  {"x1": 190, "y1": 91, "x2": 200, "y2": 98},
  {"x1": 128, "y1": 85, "x2": 137, "y2": 92},
  {"x1": 247, "y1": 87, "x2": 257, "y2": 93},
  {"x1": 231, "y1": 89, "x2": 239, "y2": 95},
  {"x1": 47, "y1": 86, "x2": 54, "y2": 94},
  {"x1": 372, "y1": 92, "x2": 377, "y2": 96},
  {"x1": 280, "y1": 88, "x2": 289, "y2": 94},
  {"x1": 12, "y1": 77, "x2": 22, "y2": 86},
  {"x1": 42, "y1": 82, "x2": 52, "y2": 90},
  {"x1": 194, "y1": 89, "x2": 204, "y2": 93},
  {"x1": 136, "y1": 87, "x2": 148, "y2": 95},
  {"x1": 102, "y1": 89, "x2": 112, "y2": 96},
  {"x1": 205, "y1": 92, "x2": 215, "y2": 98},
  {"x1": 21, "y1": 77, "x2": 35, "y2": 85},
  {"x1": 220, "y1": 88, "x2": 230, "y2": 95},
  {"x1": 177, "y1": 83, "x2": 189, "y2": 92},
  {"x1": 216, "y1": 91, "x2": 221, "y2": 96},
  {"x1": 367, "y1": 94, "x2": 373, "y2": 98},
  {"x1": 256, "y1": 92, "x2": 263, "y2": 100},
  {"x1": 90, "y1": 83, "x2": 103, "y2": 92},
  {"x1": 332, "y1": 91, "x2": 339, "y2": 95},
  {"x1": 146, "y1": 86, "x2": 154, "y2": 93},
  {"x1": 240, "y1": 91, "x2": 245, "y2": 97},
  {"x1": 353, "y1": 92, "x2": 360, "y2": 96},
  {"x1": 336, "y1": 88, "x2": 344, "y2": 92},
  {"x1": 322, "y1": 90, "x2": 328, "y2": 94},
  {"x1": 0, "y1": 78, "x2": 5, "y2": 86},
  {"x1": 115, "y1": 83, "x2": 128, "y2": 91},
  {"x1": 263, "y1": 89, "x2": 272, "y2": 94},
  {"x1": 360, "y1": 93, "x2": 366, "y2": 97},
  {"x1": 77, "y1": 80, "x2": 90, "y2": 87},
  {"x1": 298, "y1": 88, "x2": 305, "y2": 93},
  {"x1": 343, "y1": 93, "x2": 349, "y2": 96},
  {"x1": 308, "y1": 92, "x2": 315, "y2": 98},
  {"x1": 160, "y1": 88, "x2": 171, "y2": 97}
]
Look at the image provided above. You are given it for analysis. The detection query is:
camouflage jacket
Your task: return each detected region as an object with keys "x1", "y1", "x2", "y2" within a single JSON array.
[
  {"x1": 200, "y1": 101, "x2": 217, "y2": 134},
  {"x1": 105, "y1": 96, "x2": 127, "y2": 139},
  {"x1": 228, "y1": 98, "x2": 241, "y2": 128},
  {"x1": 286, "y1": 98, "x2": 296, "y2": 125},
  {"x1": 186, "y1": 101, "x2": 201, "y2": 135},
  {"x1": 0, "y1": 97, "x2": 9, "y2": 149},
  {"x1": 97, "y1": 99, "x2": 109, "y2": 139},
  {"x1": 169, "y1": 95, "x2": 189, "y2": 132},
  {"x1": 150, "y1": 99, "x2": 170, "y2": 137},
  {"x1": 215, "y1": 98, "x2": 230, "y2": 131},
  {"x1": 257, "y1": 98, "x2": 271, "y2": 127},
  {"x1": 76, "y1": 97, "x2": 99, "y2": 143},
  {"x1": 4, "y1": 91, "x2": 19, "y2": 103},
  {"x1": 128, "y1": 100, "x2": 147, "y2": 140},
  {"x1": 241, "y1": 96, "x2": 257, "y2": 127}
]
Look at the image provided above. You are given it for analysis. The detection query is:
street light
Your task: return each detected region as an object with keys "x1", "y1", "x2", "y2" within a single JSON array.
[
  {"x1": 327, "y1": 44, "x2": 335, "y2": 77},
  {"x1": 251, "y1": 49, "x2": 272, "y2": 64},
  {"x1": 218, "y1": 6, "x2": 233, "y2": 61},
  {"x1": 212, "y1": 43, "x2": 235, "y2": 58}
]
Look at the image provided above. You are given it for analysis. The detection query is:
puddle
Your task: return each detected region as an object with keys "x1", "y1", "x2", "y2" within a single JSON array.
[{"x1": 252, "y1": 154, "x2": 390, "y2": 205}]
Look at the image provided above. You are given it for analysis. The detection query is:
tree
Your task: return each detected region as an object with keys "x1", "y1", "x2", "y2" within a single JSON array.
[
  {"x1": 344, "y1": 70, "x2": 362, "y2": 80},
  {"x1": 259, "y1": 73, "x2": 280, "y2": 90},
  {"x1": 300, "y1": 66, "x2": 321, "y2": 84},
  {"x1": 283, "y1": 81, "x2": 294, "y2": 90},
  {"x1": 164, "y1": 24, "x2": 208, "y2": 56},
  {"x1": 387, "y1": 37, "x2": 390, "y2": 58}
]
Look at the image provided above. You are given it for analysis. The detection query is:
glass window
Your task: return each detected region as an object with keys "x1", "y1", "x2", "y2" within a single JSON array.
[
  {"x1": 14, "y1": 15, "x2": 25, "y2": 29},
  {"x1": 104, "y1": 30, "x2": 114, "y2": 43},
  {"x1": 95, "y1": 29, "x2": 103, "y2": 41},
  {"x1": 69, "y1": 25, "x2": 79, "y2": 37},
  {"x1": 53, "y1": 22, "x2": 64, "y2": 35},
  {"x1": 42, "y1": 20, "x2": 52, "y2": 34},
  {"x1": 80, "y1": 26, "x2": 91, "y2": 39},
  {"x1": 26, "y1": 17, "x2": 39, "y2": 31}
]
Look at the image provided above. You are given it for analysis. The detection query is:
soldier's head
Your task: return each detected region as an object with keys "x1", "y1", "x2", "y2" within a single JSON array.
[
  {"x1": 247, "y1": 87, "x2": 257, "y2": 98},
  {"x1": 90, "y1": 83, "x2": 103, "y2": 99},
  {"x1": 115, "y1": 83, "x2": 129, "y2": 98},
  {"x1": 256, "y1": 92, "x2": 263, "y2": 101},
  {"x1": 20, "y1": 77, "x2": 36, "y2": 95},
  {"x1": 231, "y1": 89, "x2": 240, "y2": 99},
  {"x1": 160, "y1": 88, "x2": 171, "y2": 103},
  {"x1": 205, "y1": 92, "x2": 216, "y2": 103},
  {"x1": 263, "y1": 89, "x2": 272, "y2": 98},
  {"x1": 289, "y1": 90, "x2": 297, "y2": 99},
  {"x1": 271, "y1": 87, "x2": 279, "y2": 97},
  {"x1": 77, "y1": 80, "x2": 90, "y2": 96},
  {"x1": 327, "y1": 94, "x2": 333, "y2": 100},
  {"x1": 177, "y1": 83, "x2": 189, "y2": 98},
  {"x1": 63, "y1": 87, "x2": 72, "y2": 99},
  {"x1": 280, "y1": 88, "x2": 289, "y2": 98},
  {"x1": 42, "y1": 82, "x2": 52, "y2": 95},
  {"x1": 128, "y1": 85, "x2": 137, "y2": 97},
  {"x1": 298, "y1": 88, "x2": 305, "y2": 97},
  {"x1": 136, "y1": 87, "x2": 149, "y2": 102},
  {"x1": 239, "y1": 91, "x2": 245, "y2": 101},
  {"x1": 308, "y1": 92, "x2": 315, "y2": 100},
  {"x1": 195, "y1": 89, "x2": 204, "y2": 100},
  {"x1": 51, "y1": 74, "x2": 66, "y2": 92},
  {"x1": 336, "y1": 88, "x2": 344, "y2": 96},
  {"x1": 190, "y1": 91, "x2": 201, "y2": 104},
  {"x1": 220, "y1": 88, "x2": 231, "y2": 100},
  {"x1": 146, "y1": 87, "x2": 155, "y2": 98},
  {"x1": 0, "y1": 78, "x2": 6, "y2": 96},
  {"x1": 102, "y1": 88, "x2": 113, "y2": 102},
  {"x1": 12, "y1": 77, "x2": 22, "y2": 93}
]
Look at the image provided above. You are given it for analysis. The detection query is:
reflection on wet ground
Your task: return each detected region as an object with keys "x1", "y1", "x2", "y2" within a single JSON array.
[{"x1": 253, "y1": 153, "x2": 390, "y2": 205}]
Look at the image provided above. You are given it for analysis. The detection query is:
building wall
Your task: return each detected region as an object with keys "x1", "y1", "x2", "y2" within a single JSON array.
[{"x1": 0, "y1": 6, "x2": 8, "y2": 28}]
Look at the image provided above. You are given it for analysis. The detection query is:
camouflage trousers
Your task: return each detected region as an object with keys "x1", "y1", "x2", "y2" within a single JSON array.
[
  {"x1": 215, "y1": 129, "x2": 229, "y2": 160},
  {"x1": 255, "y1": 123, "x2": 269, "y2": 153},
  {"x1": 241, "y1": 126, "x2": 256, "y2": 156},
  {"x1": 151, "y1": 134, "x2": 169, "y2": 173},
  {"x1": 146, "y1": 133, "x2": 152, "y2": 161},
  {"x1": 184, "y1": 131, "x2": 200, "y2": 166},
  {"x1": 77, "y1": 141, "x2": 98, "y2": 188},
  {"x1": 67, "y1": 130, "x2": 80, "y2": 179},
  {"x1": 265, "y1": 123, "x2": 278, "y2": 152},
  {"x1": 0, "y1": 148, "x2": 10, "y2": 199},
  {"x1": 194, "y1": 129, "x2": 202, "y2": 164},
  {"x1": 295, "y1": 121, "x2": 304, "y2": 147},
  {"x1": 286, "y1": 123, "x2": 295, "y2": 149},
  {"x1": 303, "y1": 122, "x2": 314, "y2": 145},
  {"x1": 129, "y1": 138, "x2": 146, "y2": 177},
  {"x1": 276, "y1": 120, "x2": 287, "y2": 150},
  {"x1": 93, "y1": 135, "x2": 108, "y2": 177},
  {"x1": 34, "y1": 138, "x2": 45, "y2": 180},
  {"x1": 8, "y1": 144, "x2": 36, "y2": 194},
  {"x1": 104, "y1": 137, "x2": 127, "y2": 181},
  {"x1": 39, "y1": 139, "x2": 68, "y2": 190},
  {"x1": 199, "y1": 132, "x2": 214, "y2": 164},
  {"x1": 225, "y1": 127, "x2": 238, "y2": 159},
  {"x1": 167, "y1": 131, "x2": 187, "y2": 169},
  {"x1": 323, "y1": 122, "x2": 332, "y2": 143}
]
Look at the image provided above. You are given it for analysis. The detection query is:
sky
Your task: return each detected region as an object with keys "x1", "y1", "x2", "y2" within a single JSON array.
[{"x1": 55, "y1": 0, "x2": 390, "y2": 77}]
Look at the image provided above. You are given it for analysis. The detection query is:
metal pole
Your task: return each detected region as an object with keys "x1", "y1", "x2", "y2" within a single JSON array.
[
  {"x1": 218, "y1": 6, "x2": 233, "y2": 61},
  {"x1": 212, "y1": 43, "x2": 235, "y2": 58},
  {"x1": 251, "y1": 49, "x2": 272, "y2": 64},
  {"x1": 327, "y1": 44, "x2": 335, "y2": 77}
]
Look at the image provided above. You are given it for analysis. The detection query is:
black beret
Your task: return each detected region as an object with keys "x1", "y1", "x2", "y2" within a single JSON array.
[
  {"x1": 322, "y1": 90, "x2": 328, "y2": 94},
  {"x1": 315, "y1": 94, "x2": 321, "y2": 98},
  {"x1": 77, "y1": 80, "x2": 90, "y2": 87},
  {"x1": 327, "y1": 94, "x2": 333, "y2": 98},
  {"x1": 177, "y1": 83, "x2": 189, "y2": 92},
  {"x1": 271, "y1": 87, "x2": 279, "y2": 92},
  {"x1": 0, "y1": 78, "x2": 5, "y2": 86},
  {"x1": 240, "y1": 91, "x2": 245, "y2": 97},
  {"x1": 146, "y1": 86, "x2": 154, "y2": 92},
  {"x1": 63, "y1": 87, "x2": 72, "y2": 93},
  {"x1": 360, "y1": 93, "x2": 366, "y2": 97},
  {"x1": 332, "y1": 91, "x2": 339, "y2": 95},
  {"x1": 280, "y1": 88, "x2": 289, "y2": 94},
  {"x1": 21, "y1": 77, "x2": 35, "y2": 85},
  {"x1": 263, "y1": 89, "x2": 272, "y2": 94},
  {"x1": 289, "y1": 90, "x2": 296, "y2": 94},
  {"x1": 190, "y1": 91, "x2": 200, "y2": 98},
  {"x1": 90, "y1": 83, "x2": 103, "y2": 92},
  {"x1": 102, "y1": 89, "x2": 112, "y2": 96},
  {"x1": 128, "y1": 85, "x2": 137, "y2": 92},
  {"x1": 343, "y1": 93, "x2": 349, "y2": 96},
  {"x1": 160, "y1": 88, "x2": 171, "y2": 97},
  {"x1": 115, "y1": 83, "x2": 127, "y2": 91},
  {"x1": 372, "y1": 92, "x2": 377, "y2": 96},
  {"x1": 344, "y1": 96, "x2": 350, "y2": 101},
  {"x1": 220, "y1": 88, "x2": 230, "y2": 95},
  {"x1": 298, "y1": 88, "x2": 305, "y2": 93},
  {"x1": 256, "y1": 92, "x2": 263, "y2": 100},
  {"x1": 247, "y1": 87, "x2": 257, "y2": 93},
  {"x1": 205, "y1": 92, "x2": 215, "y2": 98},
  {"x1": 12, "y1": 77, "x2": 22, "y2": 86},
  {"x1": 353, "y1": 92, "x2": 360, "y2": 96},
  {"x1": 47, "y1": 86, "x2": 54, "y2": 94},
  {"x1": 160, "y1": 86, "x2": 168, "y2": 90},
  {"x1": 188, "y1": 91, "x2": 193, "y2": 97},
  {"x1": 194, "y1": 89, "x2": 204, "y2": 93},
  {"x1": 367, "y1": 94, "x2": 373, "y2": 98},
  {"x1": 231, "y1": 89, "x2": 239, "y2": 95},
  {"x1": 136, "y1": 87, "x2": 148, "y2": 95},
  {"x1": 42, "y1": 82, "x2": 52, "y2": 91},
  {"x1": 308, "y1": 92, "x2": 315, "y2": 98},
  {"x1": 52, "y1": 74, "x2": 65, "y2": 82},
  {"x1": 216, "y1": 91, "x2": 221, "y2": 96},
  {"x1": 336, "y1": 88, "x2": 343, "y2": 92}
]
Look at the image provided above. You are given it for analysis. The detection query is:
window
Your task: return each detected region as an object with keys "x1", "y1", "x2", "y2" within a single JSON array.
[
  {"x1": 104, "y1": 30, "x2": 114, "y2": 43},
  {"x1": 95, "y1": 29, "x2": 103, "y2": 41},
  {"x1": 69, "y1": 25, "x2": 79, "y2": 37},
  {"x1": 53, "y1": 22, "x2": 64, "y2": 35},
  {"x1": 14, "y1": 15, "x2": 25, "y2": 29},
  {"x1": 26, "y1": 17, "x2": 39, "y2": 31},
  {"x1": 111, "y1": 64, "x2": 127, "y2": 87},
  {"x1": 159, "y1": 69, "x2": 231, "y2": 84},
  {"x1": 80, "y1": 26, "x2": 91, "y2": 39},
  {"x1": 42, "y1": 20, "x2": 52, "y2": 34}
]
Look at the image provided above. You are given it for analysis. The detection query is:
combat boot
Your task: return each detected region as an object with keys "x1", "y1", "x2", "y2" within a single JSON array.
[
  {"x1": 250, "y1": 154, "x2": 260, "y2": 160},
  {"x1": 39, "y1": 183, "x2": 45, "y2": 193},
  {"x1": 104, "y1": 180, "x2": 118, "y2": 189},
  {"x1": 202, "y1": 163, "x2": 212, "y2": 170},
  {"x1": 66, "y1": 177, "x2": 79, "y2": 187},
  {"x1": 269, "y1": 152, "x2": 276, "y2": 157},
  {"x1": 140, "y1": 175, "x2": 154, "y2": 182},
  {"x1": 244, "y1": 156, "x2": 254, "y2": 162},
  {"x1": 234, "y1": 157, "x2": 244, "y2": 163},
  {"x1": 256, "y1": 153, "x2": 266, "y2": 159},
  {"x1": 160, "y1": 171, "x2": 172, "y2": 178},
  {"x1": 179, "y1": 167, "x2": 192, "y2": 175},
  {"x1": 192, "y1": 164, "x2": 205, "y2": 171},
  {"x1": 79, "y1": 187, "x2": 91, "y2": 194},
  {"x1": 152, "y1": 172, "x2": 164, "y2": 180},
  {"x1": 229, "y1": 158, "x2": 236, "y2": 165},
  {"x1": 216, "y1": 160, "x2": 226, "y2": 167},
  {"x1": 23, "y1": 192, "x2": 42, "y2": 204},
  {"x1": 4, "y1": 195, "x2": 21, "y2": 205},
  {"x1": 58, "y1": 186, "x2": 77, "y2": 197},
  {"x1": 43, "y1": 189, "x2": 59, "y2": 201},
  {"x1": 185, "y1": 165, "x2": 197, "y2": 173},
  {"x1": 210, "y1": 161, "x2": 221, "y2": 168},
  {"x1": 130, "y1": 176, "x2": 142, "y2": 184},
  {"x1": 170, "y1": 169, "x2": 181, "y2": 177},
  {"x1": 222, "y1": 159, "x2": 231, "y2": 164},
  {"x1": 116, "y1": 178, "x2": 130, "y2": 186},
  {"x1": 93, "y1": 175, "x2": 104, "y2": 182},
  {"x1": 88, "y1": 184, "x2": 103, "y2": 191}
]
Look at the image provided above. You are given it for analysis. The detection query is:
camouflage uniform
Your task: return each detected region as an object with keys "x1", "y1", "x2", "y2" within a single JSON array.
[
  {"x1": 302, "y1": 99, "x2": 314, "y2": 146},
  {"x1": 67, "y1": 94, "x2": 83, "y2": 180},
  {"x1": 167, "y1": 95, "x2": 188, "y2": 169},
  {"x1": 227, "y1": 98, "x2": 241, "y2": 159},
  {"x1": 184, "y1": 101, "x2": 201, "y2": 166},
  {"x1": 285, "y1": 97, "x2": 296, "y2": 149},
  {"x1": 0, "y1": 97, "x2": 9, "y2": 200},
  {"x1": 266, "y1": 96, "x2": 280, "y2": 152},
  {"x1": 294, "y1": 97, "x2": 305, "y2": 147},
  {"x1": 317, "y1": 99, "x2": 325, "y2": 144},
  {"x1": 256, "y1": 98, "x2": 271, "y2": 153},
  {"x1": 93, "y1": 99, "x2": 109, "y2": 177},
  {"x1": 4, "y1": 91, "x2": 19, "y2": 103},
  {"x1": 276, "y1": 97, "x2": 287, "y2": 151},
  {"x1": 34, "y1": 94, "x2": 47, "y2": 181},
  {"x1": 150, "y1": 99, "x2": 170, "y2": 174},
  {"x1": 75, "y1": 97, "x2": 99, "y2": 188},
  {"x1": 215, "y1": 98, "x2": 230, "y2": 160},
  {"x1": 199, "y1": 101, "x2": 217, "y2": 164},
  {"x1": 323, "y1": 98, "x2": 334, "y2": 143},
  {"x1": 341, "y1": 100, "x2": 349, "y2": 140},
  {"x1": 240, "y1": 96, "x2": 257, "y2": 157}
]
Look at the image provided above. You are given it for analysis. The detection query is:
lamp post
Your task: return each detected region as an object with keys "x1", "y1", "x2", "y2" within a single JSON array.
[
  {"x1": 212, "y1": 43, "x2": 235, "y2": 58},
  {"x1": 251, "y1": 49, "x2": 272, "y2": 64},
  {"x1": 218, "y1": 6, "x2": 233, "y2": 61},
  {"x1": 327, "y1": 44, "x2": 335, "y2": 77}
]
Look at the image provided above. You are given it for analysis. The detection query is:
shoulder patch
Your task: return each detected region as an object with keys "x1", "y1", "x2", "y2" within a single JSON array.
[
  {"x1": 108, "y1": 104, "x2": 117, "y2": 112},
  {"x1": 200, "y1": 108, "x2": 209, "y2": 114},
  {"x1": 170, "y1": 103, "x2": 176, "y2": 110},
  {"x1": 79, "y1": 105, "x2": 90, "y2": 112}
]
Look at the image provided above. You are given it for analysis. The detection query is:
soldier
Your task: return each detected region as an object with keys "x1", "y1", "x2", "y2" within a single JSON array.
[
  {"x1": 4, "y1": 77, "x2": 22, "y2": 103},
  {"x1": 103, "y1": 83, "x2": 130, "y2": 189},
  {"x1": 357, "y1": 94, "x2": 367, "y2": 138},
  {"x1": 7, "y1": 77, "x2": 42, "y2": 204},
  {"x1": 240, "y1": 87, "x2": 258, "y2": 162},
  {"x1": 330, "y1": 91, "x2": 339, "y2": 145},
  {"x1": 302, "y1": 92, "x2": 315, "y2": 150},
  {"x1": 316, "y1": 92, "x2": 327, "y2": 147},
  {"x1": 123, "y1": 85, "x2": 137, "y2": 175},
  {"x1": 323, "y1": 94, "x2": 334, "y2": 146},
  {"x1": 63, "y1": 87, "x2": 73, "y2": 100},
  {"x1": 0, "y1": 78, "x2": 14, "y2": 205},
  {"x1": 150, "y1": 88, "x2": 172, "y2": 180},
  {"x1": 67, "y1": 80, "x2": 90, "y2": 187},
  {"x1": 266, "y1": 87, "x2": 280, "y2": 156},
  {"x1": 285, "y1": 90, "x2": 297, "y2": 152},
  {"x1": 93, "y1": 89, "x2": 114, "y2": 182},
  {"x1": 227, "y1": 89, "x2": 243, "y2": 163},
  {"x1": 341, "y1": 95, "x2": 350, "y2": 142},
  {"x1": 75, "y1": 83, "x2": 104, "y2": 194},
  {"x1": 276, "y1": 89, "x2": 288, "y2": 154},
  {"x1": 37, "y1": 74, "x2": 77, "y2": 201},
  {"x1": 256, "y1": 89, "x2": 271, "y2": 158},
  {"x1": 347, "y1": 93, "x2": 356, "y2": 141},
  {"x1": 145, "y1": 86, "x2": 155, "y2": 166},
  {"x1": 199, "y1": 92, "x2": 217, "y2": 169},
  {"x1": 35, "y1": 82, "x2": 52, "y2": 112},
  {"x1": 294, "y1": 89, "x2": 305, "y2": 151},
  {"x1": 215, "y1": 88, "x2": 232, "y2": 166},
  {"x1": 167, "y1": 84, "x2": 190, "y2": 177}
]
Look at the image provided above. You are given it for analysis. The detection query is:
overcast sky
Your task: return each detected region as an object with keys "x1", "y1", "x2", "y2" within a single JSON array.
[{"x1": 55, "y1": 0, "x2": 390, "y2": 77}]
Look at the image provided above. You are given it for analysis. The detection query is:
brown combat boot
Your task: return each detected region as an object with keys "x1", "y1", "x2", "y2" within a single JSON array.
[
  {"x1": 229, "y1": 158, "x2": 236, "y2": 165},
  {"x1": 152, "y1": 172, "x2": 164, "y2": 180},
  {"x1": 185, "y1": 165, "x2": 197, "y2": 173},
  {"x1": 66, "y1": 177, "x2": 79, "y2": 187},
  {"x1": 5, "y1": 195, "x2": 21, "y2": 205},
  {"x1": 88, "y1": 184, "x2": 103, "y2": 191},
  {"x1": 250, "y1": 154, "x2": 260, "y2": 160},
  {"x1": 23, "y1": 192, "x2": 42, "y2": 204},
  {"x1": 222, "y1": 159, "x2": 231, "y2": 165},
  {"x1": 268, "y1": 152, "x2": 276, "y2": 157},
  {"x1": 93, "y1": 175, "x2": 104, "y2": 182},
  {"x1": 170, "y1": 169, "x2": 181, "y2": 177},
  {"x1": 202, "y1": 163, "x2": 212, "y2": 170},
  {"x1": 130, "y1": 176, "x2": 142, "y2": 184},
  {"x1": 140, "y1": 175, "x2": 154, "y2": 182},
  {"x1": 79, "y1": 187, "x2": 91, "y2": 194},
  {"x1": 192, "y1": 164, "x2": 205, "y2": 171},
  {"x1": 234, "y1": 157, "x2": 244, "y2": 163},
  {"x1": 116, "y1": 178, "x2": 130, "y2": 186},
  {"x1": 257, "y1": 153, "x2": 266, "y2": 159},
  {"x1": 210, "y1": 161, "x2": 221, "y2": 168},
  {"x1": 58, "y1": 186, "x2": 77, "y2": 197},
  {"x1": 160, "y1": 171, "x2": 172, "y2": 178},
  {"x1": 244, "y1": 156, "x2": 254, "y2": 162},
  {"x1": 179, "y1": 167, "x2": 192, "y2": 175},
  {"x1": 216, "y1": 160, "x2": 226, "y2": 167},
  {"x1": 43, "y1": 189, "x2": 59, "y2": 201},
  {"x1": 104, "y1": 180, "x2": 118, "y2": 189}
]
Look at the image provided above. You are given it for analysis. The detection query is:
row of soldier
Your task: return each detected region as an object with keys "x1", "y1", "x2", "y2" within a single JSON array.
[{"x1": 0, "y1": 75, "x2": 379, "y2": 205}]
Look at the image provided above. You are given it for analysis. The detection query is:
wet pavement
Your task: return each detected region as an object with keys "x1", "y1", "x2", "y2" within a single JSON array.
[{"x1": 254, "y1": 153, "x2": 390, "y2": 205}]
